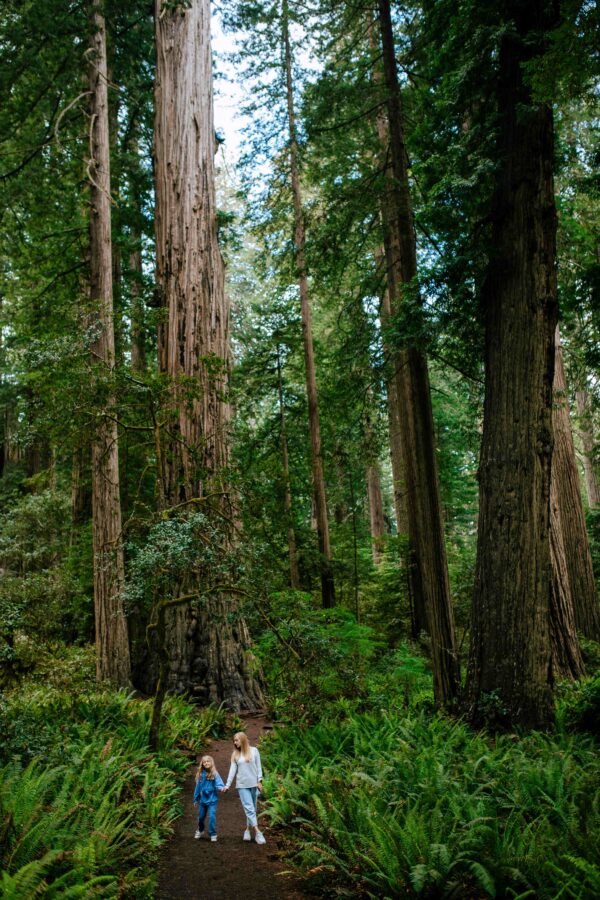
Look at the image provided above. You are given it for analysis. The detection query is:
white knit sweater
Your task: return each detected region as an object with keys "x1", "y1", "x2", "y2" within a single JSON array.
[{"x1": 225, "y1": 747, "x2": 263, "y2": 789}]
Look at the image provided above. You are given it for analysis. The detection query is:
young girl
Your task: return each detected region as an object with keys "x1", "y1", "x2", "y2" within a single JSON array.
[
  {"x1": 222, "y1": 732, "x2": 266, "y2": 844},
  {"x1": 193, "y1": 755, "x2": 225, "y2": 842}
]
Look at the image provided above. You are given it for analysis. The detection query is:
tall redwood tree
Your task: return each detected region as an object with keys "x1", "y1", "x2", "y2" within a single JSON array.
[
  {"x1": 88, "y1": 0, "x2": 131, "y2": 687},
  {"x1": 466, "y1": 0, "x2": 559, "y2": 729},
  {"x1": 377, "y1": 0, "x2": 460, "y2": 705},
  {"x1": 153, "y1": 0, "x2": 263, "y2": 710}
]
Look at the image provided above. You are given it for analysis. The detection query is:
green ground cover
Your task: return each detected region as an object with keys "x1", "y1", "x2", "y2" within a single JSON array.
[
  {"x1": 261, "y1": 643, "x2": 600, "y2": 899},
  {"x1": 0, "y1": 645, "x2": 228, "y2": 898}
]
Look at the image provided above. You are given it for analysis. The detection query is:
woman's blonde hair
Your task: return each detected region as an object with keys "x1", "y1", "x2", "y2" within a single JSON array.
[
  {"x1": 231, "y1": 731, "x2": 252, "y2": 762},
  {"x1": 195, "y1": 754, "x2": 217, "y2": 781}
]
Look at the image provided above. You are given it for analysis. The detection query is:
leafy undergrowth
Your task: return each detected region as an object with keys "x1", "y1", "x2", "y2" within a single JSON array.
[
  {"x1": 261, "y1": 649, "x2": 600, "y2": 899},
  {"x1": 0, "y1": 645, "x2": 229, "y2": 898}
]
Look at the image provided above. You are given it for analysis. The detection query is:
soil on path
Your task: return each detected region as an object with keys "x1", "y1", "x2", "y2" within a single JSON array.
[{"x1": 155, "y1": 714, "x2": 309, "y2": 900}]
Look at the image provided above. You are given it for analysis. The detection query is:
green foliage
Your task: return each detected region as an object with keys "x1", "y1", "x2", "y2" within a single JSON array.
[
  {"x1": 262, "y1": 706, "x2": 600, "y2": 898},
  {"x1": 255, "y1": 591, "x2": 384, "y2": 721},
  {"x1": 547, "y1": 854, "x2": 600, "y2": 900},
  {"x1": 0, "y1": 490, "x2": 94, "y2": 686},
  {"x1": 0, "y1": 650, "x2": 230, "y2": 897},
  {"x1": 561, "y1": 674, "x2": 600, "y2": 736}
]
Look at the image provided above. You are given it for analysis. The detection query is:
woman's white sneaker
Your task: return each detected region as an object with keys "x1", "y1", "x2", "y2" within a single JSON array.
[
  {"x1": 255, "y1": 831, "x2": 266, "y2": 845},
  {"x1": 243, "y1": 829, "x2": 251, "y2": 841}
]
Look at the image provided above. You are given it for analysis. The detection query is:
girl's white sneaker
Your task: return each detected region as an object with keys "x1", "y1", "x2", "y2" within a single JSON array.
[
  {"x1": 243, "y1": 829, "x2": 251, "y2": 841},
  {"x1": 194, "y1": 829, "x2": 202, "y2": 839},
  {"x1": 255, "y1": 831, "x2": 266, "y2": 845},
  {"x1": 210, "y1": 835, "x2": 218, "y2": 842}
]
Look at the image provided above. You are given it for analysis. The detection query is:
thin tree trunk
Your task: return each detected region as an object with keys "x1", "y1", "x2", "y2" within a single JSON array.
[
  {"x1": 553, "y1": 330, "x2": 600, "y2": 640},
  {"x1": 129, "y1": 241, "x2": 146, "y2": 373},
  {"x1": 576, "y1": 389, "x2": 600, "y2": 509},
  {"x1": 153, "y1": 0, "x2": 264, "y2": 711},
  {"x1": 377, "y1": 0, "x2": 459, "y2": 704},
  {"x1": 276, "y1": 350, "x2": 301, "y2": 589},
  {"x1": 128, "y1": 132, "x2": 147, "y2": 374},
  {"x1": 108, "y1": 67, "x2": 124, "y2": 369},
  {"x1": 466, "y1": 1, "x2": 557, "y2": 730},
  {"x1": 71, "y1": 446, "x2": 92, "y2": 525},
  {"x1": 349, "y1": 471, "x2": 360, "y2": 619},
  {"x1": 364, "y1": 392, "x2": 386, "y2": 565},
  {"x1": 374, "y1": 248, "x2": 409, "y2": 540},
  {"x1": 549, "y1": 476, "x2": 585, "y2": 679},
  {"x1": 367, "y1": 462, "x2": 386, "y2": 565},
  {"x1": 369, "y1": 16, "x2": 425, "y2": 637},
  {"x1": 88, "y1": 0, "x2": 131, "y2": 687},
  {"x1": 282, "y1": 0, "x2": 334, "y2": 608},
  {"x1": 368, "y1": 10, "x2": 407, "y2": 544},
  {"x1": 0, "y1": 296, "x2": 4, "y2": 479}
]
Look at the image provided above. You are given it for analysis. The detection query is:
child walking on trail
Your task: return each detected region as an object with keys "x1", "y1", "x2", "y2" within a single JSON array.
[
  {"x1": 193, "y1": 755, "x2": 225, "y2": 842},
  {"x1": 222, "y1": 732, "x2": 266, "y2": 844}
]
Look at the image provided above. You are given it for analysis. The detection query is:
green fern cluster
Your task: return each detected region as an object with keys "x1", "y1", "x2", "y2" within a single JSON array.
[
  {"x1": 262, "y1": 710, "x2": 600, "y2": 898},
  {"x1": 0, "y1": 675, "x2": 228, "y2": 898}
]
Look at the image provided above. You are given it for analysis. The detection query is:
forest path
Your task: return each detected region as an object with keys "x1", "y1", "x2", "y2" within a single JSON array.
[{"x1": 155, "y1": 714, "x2": 309, "y2": 899}]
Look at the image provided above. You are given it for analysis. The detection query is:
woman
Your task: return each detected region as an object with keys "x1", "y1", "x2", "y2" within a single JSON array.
[{"x1": 223, "y1": 731, "x2": 266, "y2": 844}]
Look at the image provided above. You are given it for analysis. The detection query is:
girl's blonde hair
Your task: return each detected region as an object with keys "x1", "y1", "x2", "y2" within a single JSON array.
[
  {"x1": 195, "y1": 754, "x2": 217, "y2": 781},
  {"x1": 231, "y1": 731, "x2": 252, "y2": 762}
]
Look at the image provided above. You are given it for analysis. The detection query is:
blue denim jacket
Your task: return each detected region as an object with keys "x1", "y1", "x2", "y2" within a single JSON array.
[{"x1": 193, "y1": 770, "x2": 224, "y2": 806}]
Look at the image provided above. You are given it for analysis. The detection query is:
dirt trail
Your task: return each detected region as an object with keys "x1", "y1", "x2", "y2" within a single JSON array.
[{"x1": 155, "y1": 715, "x2": 309, "y2": 899}]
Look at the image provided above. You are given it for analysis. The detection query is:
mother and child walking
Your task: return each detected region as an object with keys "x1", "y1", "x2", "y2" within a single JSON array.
[{"x1": 193, "y1": 731, "x2": 267, "y2": 845}]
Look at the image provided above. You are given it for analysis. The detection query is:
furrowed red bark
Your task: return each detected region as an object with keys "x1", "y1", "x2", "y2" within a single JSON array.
[
  {"x1": 153, "y1": 0, "x2": 263, "y2": 710},
  {"x1": 552, "y1": 330, "x2": 600, "y2": 640},
  {"x1": 466, "y1": 1, "x2": 558, "y2": 730},
  {"x1": 576, "y1": 389, "x2": 600, "y2": 510}
]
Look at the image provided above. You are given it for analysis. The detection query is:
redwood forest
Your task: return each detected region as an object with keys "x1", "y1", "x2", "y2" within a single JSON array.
[{"x1": 1, "y1": 0, "x2": 599, "y2": 897}]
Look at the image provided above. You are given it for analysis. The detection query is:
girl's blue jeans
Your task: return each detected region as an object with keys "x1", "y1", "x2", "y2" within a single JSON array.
[
  {"x1": 197, "y1": 802, "x2": 217, "y2": 836},
  {"x1": 238, "y1": 787, "x2": 258, "y2": 828}
]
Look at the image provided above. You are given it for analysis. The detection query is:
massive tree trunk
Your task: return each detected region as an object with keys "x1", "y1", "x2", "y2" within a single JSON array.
[
  {"x1": 282, "y1": 0, "x2": 335, "y2": 608},
  {"x1": 465, "y1": 1, "x2": 557, "y2": 730},
  {"x1": 377, "y1": 0, "x2": 459, "y2": 704},
  {"x1": 153, "y1": 0, "x2": 263, "y2": 710},
  {"x1": 576, "y1": 389, "x2": 600, "y2": 510},
  {"x1": 276, "y1": 350, "x2": 301, "y2": 589},
  {"x1": 88, "y1": 0, "x2": 131, "y2": 687},
  {"x1": 553, "y1": 331, "x2": 600, "y2": 640}
]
